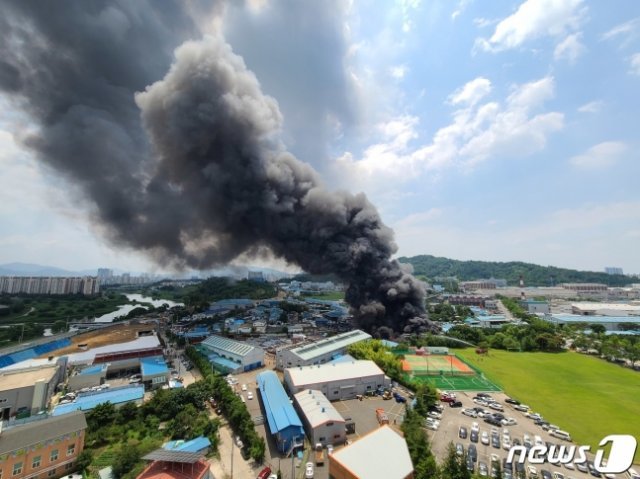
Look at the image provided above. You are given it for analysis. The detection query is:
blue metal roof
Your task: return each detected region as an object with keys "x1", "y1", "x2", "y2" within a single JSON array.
[
  {"x1": 140, "y1": 356, "x2": 169, "y2": 376},
  {"x1": 256, "y1": 371, "x2": 303, "y2": 435},
  {"x1": 79, "y1": 364, "x2": 106, "y2": 375},
  {"x1": 163, "y1": 436, "x2": 211, "y2": 453},
  {"x1": 329, "y1": 354, "x2": 356, "y2": 364},
  {"x1": 52, "y1": 385, "x2": 144, "y2": 416}
]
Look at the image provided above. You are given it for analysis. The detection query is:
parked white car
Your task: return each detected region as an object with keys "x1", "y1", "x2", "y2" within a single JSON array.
[
  {"x1": 462, "y1": 408, "x2": 478, "y2": 418},
  {"x1": 305, "y1": 462, "x2": 314, "y2": 478},
  {"x1": 501, "y1": 417, "x2": 517, "y2": 426}
]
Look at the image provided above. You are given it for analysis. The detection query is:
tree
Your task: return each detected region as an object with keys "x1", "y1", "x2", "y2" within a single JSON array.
[
  {"x1": 249, "y1": 436, "x2": 266, "y2": 462},
  {"x1": 88, "y1": 402, "x2": 116, "y2": 429},
  {"x1": 590, "y1": 324, "x2": 606, "y2": 335},
  {"x1": 112, "y1": 444, "x2": 141, "y2": 479},
  {"x1": 75, "y1": 450, "x2": 93, "y2": 473},
  {"x1": 52, "y1": 320, "x2": 67, "y2": 333}
]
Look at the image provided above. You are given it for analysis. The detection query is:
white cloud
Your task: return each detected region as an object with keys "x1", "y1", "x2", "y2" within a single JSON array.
[
  {"x1": 577, "y1": 100, "x2": 604, "y2": 113},
  {"x1": 448, "y1": 77, "x2": 492, "y2": 106},
  {"x1": 337, "y1": 75, "x2": 563, "y2": 180},
  {"x1": 451, "y1": 0, "x2": 472, "y2": 20},
  {"x1": 396, "y1": 0, "x2": 421, "y2": 33},
  {"x1": 630, "y1": 53, "x2": 640, "y2": 76},
  {"x1": 473, "y1": 17, "x2": 497, "y2": 28},
  {"x1": 476, "y1": 0, "x2": 585, "y2": 52},
  {"x1": 389, "y1": 64, "x2": 409, "y2": 79},
  {"x1": 570, "y1": 141, "x2": 628, "y2": 169},
  {"x1": 554, "y1": 32, "x2": 586, "y2": 63},
  {"x1": 601, "y1": 17, "x2": 640, "y2": 47}
]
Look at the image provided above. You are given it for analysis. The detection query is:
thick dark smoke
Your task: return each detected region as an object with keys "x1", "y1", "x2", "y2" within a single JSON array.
[{"x1": 0, "y1": 1, "x2": 436, "y2": 336}]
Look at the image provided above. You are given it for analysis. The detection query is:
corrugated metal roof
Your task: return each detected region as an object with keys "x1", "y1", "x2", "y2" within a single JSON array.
[
  {"x1": 331, "y1": 425, "x2": 413, "y2": 479},
  {"x1": 286, "y1": 360, "x2": 384, "y2": 388},
  {"x1": 140, "y1": 356, "x2": 169, "y2": 376},
  {"x1": 290, "y1": 330, "x2": 371, "y2": 361},
  {"x1": 143, "y1": 449, "x2": 203, "y2": 464},
  {"x1": 294, "y1": 389, "x2": 344, "y2": 428},
  {"x1": 201, "y1": 335, "x2": 256, "y2": 357},
  {"x1": 65, "y1": 335, "x2": 161, "y2": 364},
  {"x1": 0, "y1": 411, "x2": 87, "y2": 455},
  {"x1": 163, "y1": 436, "x2": 211, "y2": 453},
  {"x1": 257, "y1": 371, "x2": 303, "y2": 435},
  {"x1": 52, "y1": 385, "x2": 144, "y2": 416}
]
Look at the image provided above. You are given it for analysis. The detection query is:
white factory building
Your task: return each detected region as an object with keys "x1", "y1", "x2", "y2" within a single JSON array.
[
  {"x1": 329, "y1": 425, "x2": 414, "y2": 479},
  {"x1": 200, "y1": 335, "x2": 264, "y2": 373},
  {"x1": 294, "y1": 389, "x2": 346, "y2": 447},
  {"x1": 276, "y1": 330, "x2": 372, "y2": 370},
  {"x1": 284, "y1": 360, "x2": 389, "y2": 400}
]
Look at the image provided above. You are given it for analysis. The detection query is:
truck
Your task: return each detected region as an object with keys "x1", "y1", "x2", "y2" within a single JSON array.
[
  {"x1": 314, "y1": 443, "x2": 324, "y2": 466},
  {"x1": 376, "y1": 408, "x2": 389, "y2": 425}
]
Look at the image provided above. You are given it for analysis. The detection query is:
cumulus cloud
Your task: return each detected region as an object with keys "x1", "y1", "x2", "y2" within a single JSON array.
[
  {"x1": 577, "y1": 100, "x2": 604, "y2": 113},
  {"x1": 570, "y1": 141, "x2": 628, "y2": 169},
  {"x1": 476, "y1": 0, "x2": 585, "y2": 53},
  {"x1": 338, "y1": 75, "x2": 563, "y2": 179},
  {"x1": 554, "y1": 32, "x2": 586, "y2": 63},
  {"x1": 448, "y1": 77, "x2": 492, "y2": 106}
]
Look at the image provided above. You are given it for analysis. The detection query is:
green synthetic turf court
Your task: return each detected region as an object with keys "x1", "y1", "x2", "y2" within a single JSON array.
[
  {"x1": 400, "y1": 353, "x2": 501, "y2": 391},
  {"x1": 457, "y1": 348, "x2": 640, "y2": 463}
]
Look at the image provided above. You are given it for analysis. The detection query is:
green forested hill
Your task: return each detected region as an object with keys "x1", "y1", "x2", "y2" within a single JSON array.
[{"x1": 398, "y1": 254, "x2": 633, "y2": 287}]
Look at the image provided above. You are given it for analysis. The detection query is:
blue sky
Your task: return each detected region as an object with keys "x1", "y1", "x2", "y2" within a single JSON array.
[{"x1": 1, "y1": 0, "x2": 639, "y2": 274}]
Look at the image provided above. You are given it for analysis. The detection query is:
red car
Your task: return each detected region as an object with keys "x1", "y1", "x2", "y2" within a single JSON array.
[
  {"x1": 441, "y1": 395, "x2": 456, "y2": 403},
  {"x1": 257, "y1": 466, "x2": 272, "y2": 479}
]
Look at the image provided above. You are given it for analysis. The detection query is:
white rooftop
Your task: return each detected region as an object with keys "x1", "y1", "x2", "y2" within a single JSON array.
[
  {"x1": 286, "y1": 360, "x2": 384, "y2": 387},
  {"x1": 290, "y1": 330, "x2": 371, "y2": 361},
  {"x1": 0, "y1": 357, "x2": 60, "y2": 372},
  {"x1": 294, "y1": 389, "x2": 344, "y2": 428},
  {"x1": 331, "y1": 425, "x2": 413, "y2": 479},
  {"x1": 201, "y1": 335, "x2": 258, "y2": 357},
  {"x1": 572, "y1": 303, "x2": 640, "y2": 313},
  {"x1": 65, "y1": 335, "x2": 161, "y2": 365}
]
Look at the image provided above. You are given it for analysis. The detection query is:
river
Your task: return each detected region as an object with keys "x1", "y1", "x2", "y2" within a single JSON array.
[{"x1": 94, "y1": 294, "x2": 184, "y2": 323}]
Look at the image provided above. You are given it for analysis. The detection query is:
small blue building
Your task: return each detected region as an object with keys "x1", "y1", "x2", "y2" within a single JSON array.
[{"x1": 256, "y1": 371, "x2": 304, "y2": 454}]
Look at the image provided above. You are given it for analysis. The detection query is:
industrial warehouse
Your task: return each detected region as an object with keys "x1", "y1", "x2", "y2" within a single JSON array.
[
  {"x1": 199, "y1": 335, "x2": 264, "y2": 374},
  {"x1": 256, "y1": 371, "x2": 304, "y2": 454},
  {"x1": 284, "y1": 360, "x2": 390, "y2": 400},
  {"x1": 329, "y1": 425, "x2": 414, "y2": 479},
  {"x1": 275, "y1": 329, "x2": 371, "y2": 370},
  {"x1": 293, "y1": 389, "x2": 346, "y2": 446}
]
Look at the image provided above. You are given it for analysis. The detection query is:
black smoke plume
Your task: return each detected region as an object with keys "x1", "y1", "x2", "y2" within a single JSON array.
[{"x1": 0, "y1": 1, "x2": 435, "y2": 335}]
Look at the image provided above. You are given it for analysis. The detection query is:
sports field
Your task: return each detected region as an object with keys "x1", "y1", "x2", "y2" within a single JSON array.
[
  {"x1": 457, "y1": 348, "x2": 640, "y2": 463},
  {"x1": 399, "y1": 352, "x2": 501, "y2": 391},
  {"x1": 402, "y1": 354, "x2": 474, "y2": 375}
]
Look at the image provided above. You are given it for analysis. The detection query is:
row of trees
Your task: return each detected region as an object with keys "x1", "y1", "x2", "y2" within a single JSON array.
[
  {"x1": 186, "y1": 346, "x2": 266, "y2": 462},
  {"x1": 573, "y1": 332, "x2": 640, "y2": 366},
  {"x1": 446, "y1": 319, "x2": 565, "y2": 352}
]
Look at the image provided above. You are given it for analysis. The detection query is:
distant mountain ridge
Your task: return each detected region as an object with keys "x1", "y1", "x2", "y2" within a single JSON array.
[
  {"x1": 398, "y1": 255, "x2": 633, "y2": 287},
  {"x1": 0, "y1": 262, "x2": 82, "y2": 277}
]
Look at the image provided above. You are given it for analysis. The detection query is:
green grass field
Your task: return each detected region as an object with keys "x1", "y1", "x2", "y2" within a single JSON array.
[
  {"x1": 457, "y1": 348, "x2": 640, "y2": 463},
  {"x1": 303, "y1": 291, "x2": 345, "y2": 301}
]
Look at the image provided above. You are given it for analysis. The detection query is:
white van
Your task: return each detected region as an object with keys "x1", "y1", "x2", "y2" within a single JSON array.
[{"x1": 550, "y1": 430, "x2": 571, "y2": 441}]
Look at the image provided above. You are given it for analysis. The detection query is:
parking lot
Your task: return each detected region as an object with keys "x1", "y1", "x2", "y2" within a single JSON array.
[
  {"x1": 427, "y1": 390, "x2": 623, "y2": 479},
  {"x1": 227, "y1": 367, "x2": 412, "y2": 479}
]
